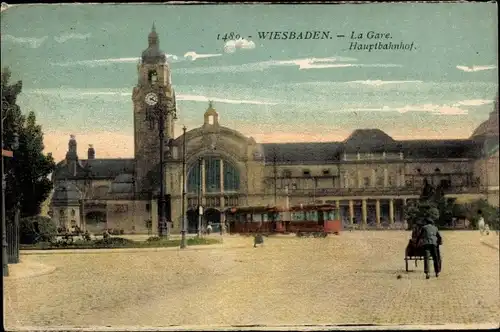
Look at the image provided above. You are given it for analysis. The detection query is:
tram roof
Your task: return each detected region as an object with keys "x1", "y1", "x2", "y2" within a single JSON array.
[{"x1": 225, "y1": 203, "x2": 338, "y2": 213}]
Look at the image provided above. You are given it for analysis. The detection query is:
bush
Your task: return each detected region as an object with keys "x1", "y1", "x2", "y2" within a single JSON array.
[
  {"x1": 146, "y1": 236, "x2": 161, "y2": 242},
  {"x1": 93, "y1": 237, "x2": 135, "y2": 247},
  {"x1": 20, "y1": 216, "x2": 57, "y2": 244},
  {"x1": 187, "y1": 237, "x2": 220, "y2": 245}
]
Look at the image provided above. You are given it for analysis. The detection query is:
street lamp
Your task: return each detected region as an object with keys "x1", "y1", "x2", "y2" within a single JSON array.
[
  {"x1": 197, "y1": 157, "x2": 203, "y2": 237},
  {"x1": 2, "y1": 99, "x2": 20, "y2": 277},
  {"x1": 180, "y1": 125, "x2": 187, "y2": 249},
  {"x1": 144, "y1": 85, "x2": 176, "y2": 238}
]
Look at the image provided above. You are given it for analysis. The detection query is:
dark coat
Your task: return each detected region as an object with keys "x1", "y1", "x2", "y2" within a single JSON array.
[{"x1": 419, "y1": 224, "x2": 442, "y2": 246}]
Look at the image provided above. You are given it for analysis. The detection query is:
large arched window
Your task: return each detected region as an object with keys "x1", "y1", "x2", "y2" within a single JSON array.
[{"x1": 187, "y1": 157, "x2": 240, "y2": 193}]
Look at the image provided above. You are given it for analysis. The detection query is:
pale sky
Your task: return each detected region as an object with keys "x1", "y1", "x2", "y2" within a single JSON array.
[{"x1": 1, "y1": 3, "x2": 498, "y2": 161}]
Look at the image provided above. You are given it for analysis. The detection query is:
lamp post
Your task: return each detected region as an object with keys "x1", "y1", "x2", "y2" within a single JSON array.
[
  {"x1": 180, "y1": 125, "x2": 187, "y2": 249},
  {"x1": 144, "y1": 85, "x2": 176, "y2": 238},
  {"x1": 197, "y1": 157, "x2": 203, "y2": 237},
  {"x1": 2, "y1": 99, "x2": 19, "y2": 277}
]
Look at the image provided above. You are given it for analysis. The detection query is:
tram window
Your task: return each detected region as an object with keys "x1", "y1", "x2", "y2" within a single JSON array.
[
  {"x1": 325, "y1": 211, "x2": 335, "y2": 220},
  {"x1": 253, "y1": 214, "x2": 262, "y2": 223},
  {"x1": 262, "y1": 213, "x2": 268, "y2": 222},
  {"x1": 306, "y1": 211, "x2": 318, "y2": 221},
  {"x1": 292, "y1": 212, "x2": 305, "y2": 221}
]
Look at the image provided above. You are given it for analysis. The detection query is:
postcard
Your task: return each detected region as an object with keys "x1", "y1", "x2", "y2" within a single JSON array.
[{"x1": 1, "y1": 2, "x2": 498, "y2": 331}]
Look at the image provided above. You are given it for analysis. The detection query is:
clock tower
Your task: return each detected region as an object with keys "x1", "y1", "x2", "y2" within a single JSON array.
[{"x1": 132, "y1": 24, "x2": 177, "y2": 192}]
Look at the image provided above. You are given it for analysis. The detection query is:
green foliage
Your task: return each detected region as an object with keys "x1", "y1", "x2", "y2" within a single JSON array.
[
  {"x1": 187, "y1": 237, "x2": 220, "y2": 245},
  {"x1": 21, "y1": 236, "x2": 221, "y2": 250},
  {"x1": 2, "y1": 67, "x2": 56, "y2": 218},
  {"x1": 454, "y1": 199, "x2": 499, "y2": 229},
  {"x1": 19, "y1": 216, "x2": 57, "y2": 244}
]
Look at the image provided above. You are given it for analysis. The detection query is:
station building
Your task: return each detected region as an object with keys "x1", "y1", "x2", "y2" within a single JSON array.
[{"x1": 50, "y1": 27, "x2": 499, "y2": 234}]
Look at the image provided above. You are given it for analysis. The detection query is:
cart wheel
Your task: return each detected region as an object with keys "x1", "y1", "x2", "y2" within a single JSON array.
[{"x1": 405, "y1": 258, "x2": 409, "y2": 272}]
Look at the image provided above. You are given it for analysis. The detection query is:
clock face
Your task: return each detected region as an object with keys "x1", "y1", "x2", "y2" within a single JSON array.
[{"x1": 144, "y1": 92, "x2": 158, "y2": 106}]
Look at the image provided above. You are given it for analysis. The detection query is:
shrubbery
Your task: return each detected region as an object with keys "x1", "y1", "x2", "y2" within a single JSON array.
[{"x1": 20, "y1": 216, "x2": 57, "y2": 244}]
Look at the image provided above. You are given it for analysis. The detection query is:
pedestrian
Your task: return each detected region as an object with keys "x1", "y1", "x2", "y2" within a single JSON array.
[
  {"x1": 207, "y1": 223, "x2": 213, "y2": 235},
  {"x1": 418, "y1": 217, "x2": 442, "y2": 279},
  {"x1": 477, "y1": 210, "x2": 486, "y2": 235}
]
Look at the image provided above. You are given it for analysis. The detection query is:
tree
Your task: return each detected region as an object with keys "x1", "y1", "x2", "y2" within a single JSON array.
[
  {"x1": 2, "y1": 67, "x2": 55, "y2": 219},
  {"x1": 454, "y1": 199, "x2": 499, "y2": 229},
  {"x1": 405, "y1": 178, "x2": 448, "y2": 227},
  {"x1": 19, "y1": 216, "x2": 57, "y2": 244}
]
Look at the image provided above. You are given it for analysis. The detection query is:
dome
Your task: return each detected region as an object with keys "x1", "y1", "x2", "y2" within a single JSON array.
[
  {"x1": 141, "y1": 24, "x2": 167, "y2": 65},
  {"x1": 471, "y1": 108, "x2": 499, "y2": 138},
  {"x1": 51, "y1": 182, "x2": 82, "y2": 206}
]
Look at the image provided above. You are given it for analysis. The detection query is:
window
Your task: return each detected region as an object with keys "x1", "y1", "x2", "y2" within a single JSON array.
[
  {"x1": 416, "y1": 168, "x2": 421, "y2": 174},
  {"x1": 322, "y1": 169, "x2": 330, "y2": 176},
  {"x1": 303, "y1": 169, "x2": 311, "y2": 176},
  {"x1": 364, "y1": 177, "x2": 371, "y2": 187},
  {"x1": 148, "y1": 70, "x2": 158, "y2": 83},
  {"x1": 208, "y1": 115, "x2": 214, "y2": 125},
  {"x1": 434, "y1": 168, "x2": 441, "y2": 173},
  {"x1": 146, "y1": 203, "x2": 151, "y2": 212},
  {"x1": 388, "y1": 176, "x2": 394, "y2": 187},
  {"x1": 376, "y1": 176, "x2": 384, "y2": 187},
  {"x1": 186, "y1": 158, "x2": 240, "y2": 193},
  {"x1": 283, "y1": 170, "x2": 292, "y2": 178}
]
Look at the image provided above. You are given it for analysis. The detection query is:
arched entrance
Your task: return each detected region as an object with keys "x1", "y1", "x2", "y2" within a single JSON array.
[
  {"x1": 204, "y1": 208, "x2": 221, "y2": 233},
  {"x1": 187, "y1": 209, "x2": 198, "y2": 234},
  {"x1": 85, "y1": 211, "x2": 107, "y2": 233}
]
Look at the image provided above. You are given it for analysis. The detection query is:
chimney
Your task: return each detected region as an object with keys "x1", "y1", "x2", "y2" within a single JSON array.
[{"x1": 88, "y1": 144, "x2": 95, "y2": 160}]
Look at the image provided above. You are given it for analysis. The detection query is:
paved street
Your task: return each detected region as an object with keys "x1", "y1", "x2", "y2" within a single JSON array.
[{"x1": 3, "y1": 231, "x2": 499, "y2": 329}]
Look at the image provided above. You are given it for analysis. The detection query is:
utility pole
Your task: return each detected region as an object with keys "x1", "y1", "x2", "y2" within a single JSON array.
[
  {"x1": 2, "y1": 98, "x2": 19, "y2": 276},
  {"x1": 180, "y1": 126, "x2": 187, "y2": 248},
  {"x1": 158, "y1": 98, "x2": 167, "y2": 238},
  {"x1": 197, "y1": 157, "x2": 203, "y2": 237},
  {"x1": 273, "y1": 149, "x2": 277, "y2": 206}
]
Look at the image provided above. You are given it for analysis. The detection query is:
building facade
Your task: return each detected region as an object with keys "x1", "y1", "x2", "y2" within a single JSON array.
[{"x1": 51, "y1": 27, "x2": 500, "y2": 234}]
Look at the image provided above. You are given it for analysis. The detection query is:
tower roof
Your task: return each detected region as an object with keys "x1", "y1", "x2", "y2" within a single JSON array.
[{"x1": 142, "y1": 23, "x2": 167, "y2": 64}]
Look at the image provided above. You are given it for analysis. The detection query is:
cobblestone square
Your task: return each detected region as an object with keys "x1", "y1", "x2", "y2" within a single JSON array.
[{"x1": 3, "y1": 231, "x2": 499, "y2": 329}]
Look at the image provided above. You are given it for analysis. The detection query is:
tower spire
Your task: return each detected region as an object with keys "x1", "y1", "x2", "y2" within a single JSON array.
[{"x1": 152, "y1": 22, "x2": 156, "y2": 32}]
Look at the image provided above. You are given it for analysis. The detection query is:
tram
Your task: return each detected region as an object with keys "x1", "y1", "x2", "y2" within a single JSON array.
[{"x1": 225, "y1": 203, "x2": 342, "y2": 235}]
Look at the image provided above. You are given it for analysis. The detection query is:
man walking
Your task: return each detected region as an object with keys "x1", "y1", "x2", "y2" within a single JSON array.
[
  {"x1": 418, "y1": 217, "x2": 442, "y2": 279},
  {"x1": 477, "y1": 210, "x2": 486, "y2": 235}
]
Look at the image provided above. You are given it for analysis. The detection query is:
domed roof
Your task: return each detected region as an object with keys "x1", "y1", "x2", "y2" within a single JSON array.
[
  {"x1": 141, "y1": 23, "x2": 167, "y2": 65},
  {"x1": 51, "y1": 182, "x2": 82, "y2": 205},
  {"x1": 471, "y1": 98, "x2": 499, "y2": 138}
]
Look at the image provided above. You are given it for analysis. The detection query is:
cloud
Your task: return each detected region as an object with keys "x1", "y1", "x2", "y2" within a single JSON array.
[
  {"x1": 452, "y1": 99, "x2": 493, "y2": 107},
  {"x1": 273, "y1": 57, "x2": 400, "y2": 70},
  {"x1": 456, "y1": 65, "x2": 497, "y2": 72},
  {"x1": 23, "y1": 88, "x2": 278, "y2": 106},
  {"x1": 342, "y1": 103, "x2": 469, "y2": 115},
  {"x1": 54, "y1": 33, "x2": 91, "y2": 43},
  {"x1": 346, "y1": 80, "x2": 423, "y2": 86},
  {"x1": 177, "y1": 94, "x2": 278, "y2": 105},
  {"x1": 51, "y1": 54, "x2": 180, "y2": 67},
  {"x1": 224, "y1": 38, "x2": 256, "y2": 53},
  {"x1": 177, "y1": 56, "x2": 399, "y2": 74},
  {"x1": 183, "y1": 51, "x2": 222, "y2": 61},
  {"x1": 2, "y1": 34, "x2": 48, "y2": 48}
]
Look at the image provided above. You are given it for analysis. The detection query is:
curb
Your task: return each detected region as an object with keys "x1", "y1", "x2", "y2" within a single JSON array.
[
  {"x1": 20, "y1": 243, "x2": 227, "y2": 255},
  {"x1": 5, "y1": 262, "x2": 57, "y2": 280},
  {"x1": 480, "y1": 240, "x2": 500, "y2": 251}
]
